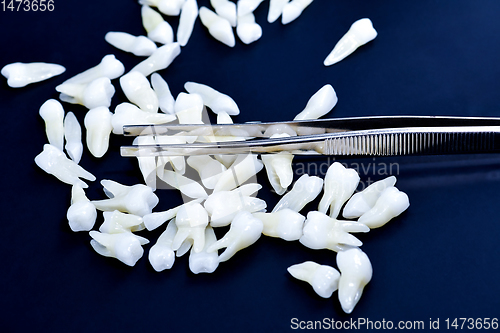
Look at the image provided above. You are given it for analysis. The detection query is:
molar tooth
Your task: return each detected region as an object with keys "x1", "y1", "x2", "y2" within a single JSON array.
[
  {"x1": 268, "y1": 0, "x2": 289, "y2": 23},
  {"x1": 299, "y1": 211, "x2": 369, "y2": 251},
  {"x1": 84, "y1": 106, "x2": 113, "y2": 158},
  {"x1": 343, "y1": 176, "x2": 397, "y2": 219},
  {"x1": 236, "y1": 13, "x2": 262, "y2": 44},
  {"x1": 67, "y1": 184, "x2": 97, "y2": 232},
  {"x1": 39, "y1": 99, "x2": 64, "y2": 151},
  {"x1": 272, "y1": 174, "x2": 323, "y2": 213},
  {"x1": 141, "y1": 5, "x2": 174, "y2": 44},
  {"x1": 177, "y1": 0, "x2": 199, "y2": 47},
  {"x1": 130, "y1": 43, "x2": 181, "y2": 77},
  {"x1": 133, "y1": 136, "x2": 158, "y2": 189},
  {"x1": 294, "y1": 84, "x2": 338, "y2": 120},
  {"x1": 105, "y1": 32, "x2": 157, "y2": 56},
  {"x1": 184, "y1": 81, "x2": 240, "y2": 116},
  {"x1": 99, "y1": 210, "x2": 145, "y2": 234},
  {"x1": 237, "y1": 0, "x2": 263, "y2": 17},
  {"x1": 337, "y1": 247, "x2": 373, "y2": 314},
  {"x1": 171, "y1": 202, "x2": 209, "y2": 253},
  {"x1": 261, "y1": 150, "x2": 294, "y2": 195},
  {"x1": 253, "y1": 208, "x2": 305, "y2": 241},
  {"x1": 187, "y1": 155, "x2": 227, "y2": 189},
  {"x1": 111, "y1": 103, "x2": 176, "y2": 135},
  {"x1": 57, "y1": 77, "x2": 115, "y2": 109},
  {"x1": 357, "y1": 186, "x2": 409, "y2": 228},
  {"x1": 174, "y1": 92, "x2": 205, "y2": 124},
  {"x1": 159, "y1": 170, "x2": 208, "y2": 199},
  {"x1": 318, "y1": 162, "x2": 360, "y2": 218},
  {"x1": 281, "y1": 0, "x2": 313, "y2": 25},
  {"x1": 149, "y1": 219, "x2": 177, "y2": 271},
  {"x1": 63, "y1": 112, "x2": 83, "y2": 164},
  {"x1": 1, "y1": 62, "x2": 65, "y2": 88},
  {"x1": 213, "y1": 154, "x2": 263, "y2": 192},
  {"x1": 120, "y1": 71, "x2": 159, "y2": 113},
  {"x1": 287, "y1": 261, "x2": 340, "y2": 298},
  {"x1": 206, "y1": 210, "x2": 263, "y2": 262},
  {"x1": 57, "y1": 54, "x2": 124, "y2": 87},
  {"x1": 199, "y1": 7, "x2": 235, "y2": 47},
  {"x1": 90, "y1": 230, "x2": 149, "y2": 266},
  {"x1": 324, "y1": 18, "x2": 377, "y2": 66},
  {"x1": 34, "y1": 144, "x2": 96, "y2": 188},
  {"x1": 189, "y1": 226, "x2": 219, "y2": 274},
  {"x1": 143, "y1": 199, "x2": 203, "y2": 230},
  {"x1": 151, "y1": 73, "x2": 175, "y2": 114},
  {"x1": 211, "y1": 0, "x2": 237, "y2": 27}
]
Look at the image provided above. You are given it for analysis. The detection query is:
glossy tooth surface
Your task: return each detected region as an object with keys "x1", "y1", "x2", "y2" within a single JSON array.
[
  {"x1": 158, "y1": 0, "x2": 186, "y2": 15},
  {"x1": 206, "y1": 211, "x2": 263, "y2": 262},
  {"x1": 143, "y1": 199, "x2": 203, "y2": 230},
  {"x1": 149, "y1": 219, "x2": 177, "y2": 271},
  {"x1": 189, "y1": 226, "x2": 219, "y2": 274},
  {"x1": 268, "y1": 0, "x2": 289, "y2": 23},
  {"x1": 288, "y1": 261, "x2": 340, "y2": 298},
  {"x1": 318, "y1": 162, "x2": 360, "y2": 218},
  {"x1": 90, "y1": 231, "x2": 149, "y2": 266},
  {"x1": 343, "y1": 176, "x2": 397, "y2": 219},
  {"x1": 187, "y1": 155, "x2": 227, "y2": 189},
  {"x1": 205, "y1": 183, "x2": 266, "y2": 227},
  {"x1": 236, "y1": 13, "x2": 262, "y2": 44},
  {"x1": 133, "y1": 136, "x2": 157, "y2": 189},
  {"x1": 324, "y1": 18, "x2": 377, "y2": 66},
  {"x1": 262, "y1": 151, "x2": 294, "y2": 195},
  {"x1": 159, "y1": 170, "x2": 208, "y2": 199},
  {"x1": 211, "y1": 0, "x2": 237, "y2": 26},
  {"x1": 111, "y1": 103, "x2": 176, "y2": 135},
  {"x1": 1, "y1": 62, "x2": 65, "y2": 88},
  {"x1": 357, "y1": 186, "x2": 409, "y2": 228},
  {"x1": 120, "y1": 71, "x2": 159, "y2": 113},
  {"x1": 39, "y1": 99, "x2": 65, "y2": 151},
  {"x1": 67, "y1": 184, "x2": 97, "y2": 232},
  {"x1": 84, "y1": 106, "x2": 113, "y2": 158},
  {"x1": 337, "y1": 247, "x2": 373, "y2": 314},
  {"x1": 58, "y1": 77, "x2": 115, "y2": 109},
  {"x1": 105, "y1": 32, "x2": 157, "y2": 56},
  {"x1": 199, "y1": 7, "x2": 235, "y2": 47},
  {"x1": 151, "y1": 73, "x2": 175, "y2": 114},
  {"x1": 213, "y1": 154, "x2": 263, "y2": 192},
  {"x1": 177, "y1": 0, "x2": 199, "y2": 47},
  {"x1": 174, "y1": 92, "x2": 205, "y2": 124},
  {"x1": 92, "y1": 180, "x2": 159, "y2": 216},
  {"x1": 63, "y1": 112, "x2": 83, "y2": 163},
  {"x1": 281, "y1": 0, "x2": 313, "y2": 24},
  {"x1": 35, "y1": 144, "x2": 96, "y2": 188},
  {"x1": 294, "y1": 84, "x2": 338, "y2": 120},
  {"x1": 253, "y1": 208, "x2": 305, "y2": 241},
  {"x1": 141, "y1": 5, "x2": 174, "y2": 44},
  {"x1": 184, "y1": 82, "x2": 240, "y2": 116},
  {"x1": 155, "y1": 135, "x2": 187, "y2": 176},
  {"x1": 299, "y1": 211, "x2": 369, "y2": 252},
  {"x1": 130, "y1": 43, "x2": 181, "y2": 77},
  {"x1": 57, "y1": 54, "x2": 124, "y2": 87},
  {"x1": 99, "y1": 210, "x2": 145, "y2": 234},
  {"x1": 237, "y1": 0, "x2": 263, "y2": 16},
  {"x1": 272, "y1": 174, "x2": 323, "y2": 213},
  {"x1": 172, "y1": 202, "x2": 209, "y2": 253}
]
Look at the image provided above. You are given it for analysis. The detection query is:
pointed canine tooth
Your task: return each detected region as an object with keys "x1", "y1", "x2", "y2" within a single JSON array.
[
  {"x1": 57, "y1": 54, "x2": 124, "y2": 87},
  {"x1": 262, "y1": 151, "x2": 294, "y2": 195},
  {"x1": 253, "y1": 208, "x2": 304, "y2": 241},
  {"x1": 171, "y1": 202, "x2": 209, "y2": 253},
  {"x1": 236, "y1": 13, "x2": 262, "y2": 44},
  {"x1": 294, "y1": 84, "x2": 338, "y2": 120},
  {"x1": 159, "y1": 170, "x2": 208, "y2": 199},
  {"x1": 99, "y1": 210, "x2": 145, "y2": 234},
  {"x1": 237, "y1": 0, "x2": 263, "y2": 17},
  {"x1": 149, "y1": 219, "x2": 177, "y2": 271},
  {"x1": 343, "y1": 176, "x2": 397, "y2": 219},
  {"x1": 84, "y1": 106, "x2": 113, "y2": 158},
  {"x1": 357, "y1": 186, "x2": 409, "y2": 228},
  {"x1": 184, "y1": 81, "x2": 240, "y2": 116},
  {"x1": 211, "y1": 0, "x2": 237, "y2": 27},
  {"x1": 199, "y1": 7, "x2": 235, "y2": 47},
  {"x1": 67, "y1": 184, "x2": 97, "y2": 231},
  {"x1": 281, "y1": 0, "x2": 313, "y2": 25},
  {"x1": 324, "y1": 18, "x2": 377, "y2": 66},
  {"x1": 206, "y1": 211, "x2": 263, "y2": 262},
  {"x1": 130, "y1": 43, "x2": 181, "y2": 77},
  {"x1": 120, "y1": 71, "x2": 159, "y2": 113},
  {"x1": 318, "y1": 162, "x2": 360, "y2": 218},
  {"x1": 187, "y1": 155, "x2": 227, "y2": 189},
  {"x1": 337, "y1": 247, "x2": 372, "y2": 314},
  {"x1": 158, "y1": 0, "x2": 186, "y2": 16},
  {"x1": 141, "y1": 5, "x2": 174, "y2": 44},
  {"x1": 174, "y1": 92, "x2": 205, "y2": 124},
  {"x1": 288, "y1": 261, "x2": 340, "y2": 298},
  {"x1": 63, "y1": 112, "x2": 83, "y2": 163},
  {"x1": 105, "y1": 32, "x2": 157, "y2": 56},
  {"x1": 272, "y1": 174, "x2": 323, "y2": 213},
  {"x1": 111, "y1": 103, "x2": 176, "y2": 135},
  {"x1": 177, "y1": 0, "x2": 199, "y2": 47},
  {"x1": 35, "y1": 144, "x2": 96, "y2": 188},
  {"x1": 151, "y1": 73, "x2": 175, "y2": 114},
  {"x1": 58, "y1": 77, "x2": 115, "y2": 109},
  {"x1": 39, "y1": 99, "x2": 64, "y2": 151},
  {"x1": 189, "y1": 226, "x2": 219, "y2": 274},
  {"x1": 213, "y1": 154, "x2": 263, "y2": 192},
  {"x1": 268, "y1": 0, "x2": 289, "y2": 23},
  {"x1": 90, "y1": 230, "x2": 149, "y2": 266},
  {"x1": 133, "y1": 136, "x2": 158, "y2": 189},
  {"x1": 1, "y1": 62, "x2": 65, "y2": 88},
  {"x1": 143, "y1": 199, "x2": 203, "y2": 230}
]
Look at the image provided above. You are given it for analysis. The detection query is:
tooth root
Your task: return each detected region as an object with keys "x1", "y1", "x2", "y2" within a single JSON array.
[
  {"x1": 130, "y1": 43, "x2": 181, "y2": 77},
  {"x1": 84, "y1": 106, "x2": 113, "y2": 158},
  {"x1": 199, "y1": 7, "x2": 235, "y2": 47},
  {"x1": 39, "y1": 99, "x2": 65, "y2": 151},
  {"x1": 120, "y1": 72, "x2": 159, "y2": 114},
  {"x1": 149, "y1": 219, "x2": 177, "y2": 271},
  {"x1": 105, "y1": 32, "x2": 157, "y2": 57},
  {"x1": 288, "y1": 261, "x2": 340, "y2": 298},
  {"x1": 237, "y1": 0, "x2": 263, "y2": 17},
  {"x1": 143, "y1": 198, "x2": 203, "y2": 230},
  {"x1": 281, "y1": 0, "x2": 313, "y2": 25},
  {"x1": 151, "y1": 73, "x2": 176, "y2": 114},
  {"x1": 213, "y1": 154, "x2": 264, "y2": 192},
  {"x1": 294, "y1": 84, "x2": 338, "y2": 121},
  {"x1": 189, "y1": 226, "x2": 219, "y2": 274},
  {"x1": 1, "y1": 62, "x2": 65, "y2": 88},
  {"x1": 236, "y1": 13, "x2": 262, "y2": 44},
  {"x1": 357, "y1": 186, "x2": 409, "y2": 228},
  {"x1": 174, "y1": 92, "x2": 205, "y2": 124},
  {"x1": 159, "y1": 170, "x2": 208, "y2": 199},
  {"x1": 141, "y1": 5, "x2": 174, "y2": 44},
  {"x1": 337, "y1": 248, "x2": 373, "y2": 314},
  {"x1": 177, "y1": 0, "x2": 199, "y2": 47},
  {"x1": 211, "y1": 0, "x2": 237, "y2": 27},
  {"x1": 63, "y1": 112, "x2": 83, "y2": 164},
  {"x1": 268, "y1": 0, "x2": 289, "y2": 23},
  {"x1": 184, "y1": 81, "x2": 240, "y2": 116},
  {"x1": 155, "y1": 136, "x2": 187, "y2": 174},
  {"x1": 262, "y1": 151, "x2": 294, "y2": 195},
  {"x1": 90, "y1": 231, "x2": 149, "y2": 266},
  {"x1": 171, "y1": 203, "x2": 209, "y2": 253},
  {"x1": 253, "y1": 208, "x2": 305, "y2": 241},
  {"x1": 187, "y1": 155, "x2": 227, "y2": 189},
  {"x1": 99, "y1": 210, "x2": 145, "y2": 234},
  {"x1": 272, "y1": 174, "x2": 323, "y2": 213},
  {"x1": 133, "y1": 136, "x2": 158, "y2": 189},
  {"x1": 111, "y1": 103, "x2": 176, "y2": 135},
  {"x1": 101, "y1": 179, "x2": 130, "y2": 198},
  {"x1": 67, "y1": 184, "x2": 97, "y2": 232},
  {"x1": 57, "y1": 54, "x2": 124, "y2": 87},
  {"x1": 324, "y1": 18, "x2": 377, "y2": 66}
]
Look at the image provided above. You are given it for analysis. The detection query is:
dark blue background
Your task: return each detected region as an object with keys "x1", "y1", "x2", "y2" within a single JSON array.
[{"x1": 1, "y1": 1, "x2": 499, "y2": 332}]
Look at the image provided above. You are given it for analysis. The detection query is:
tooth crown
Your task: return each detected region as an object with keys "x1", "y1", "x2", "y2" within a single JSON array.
[
  {"x1": 262, "y1": 151, "x2": 294, "y2": 195},
  {"x1": 174, "y1": 92, "x2": 205, "y2": 124},
  {"x1": 294, "y1": 84, "x2": 338, "y2": 120},
  {"x1": 84, "y1": 106, "x2": 113, "y2": 158},
  {"x1": 1, "y1": 62, "x2": 65, "y2": 88},
  {"x1": 357, "y1": 186, "x2": 410, "y2": 228},
  {"x1": 267, "y1": 0, "x2": 289, "y2": 23},
  {"x1": 211, "y1": 0, "x2": 237, "y2": 27},
  {"x1": 39, "y1": 99, "x2": 65, "y2": 152},
  {"x1": 184, "y1": 81, "x2": 240, "y2": 116},
  {"x1": 158, "y1": 0, "x2": 186, "y2": 16},
  {"x1": 90, "y1": 230, "x2": 149, "y2": 267},
  {"x1": 130, "y1": 43, "x2": 181, "y2": 77},
  {"x1": 189, "y1": 226, "x2": 219, "y2": 274},
  {"x1": 253, "y1": 208, "x2": 305, "y2": 241},
  {"x1": 67, "y1": 184, "x2": 97, "y2": 232},
  {"x1": 149, "y1": 219, "x2": 177, "y2": 271},
  {"x1": 213, "y1": 154, "x2": 264, "y2": 192},
  {"x1": 177, "y1": 0, "x2": 199, "y2": 47},
  {"x1": 172, "y1": 202, "x2": 209, "y2": 253},
  {"x1": 237, "y1": 13, "x2": 262, "y2": 44},
  {"x1": 287, "y1": 261, "x2": 340, "y2": 298},
  {"x1": 120, "y1": 71, "x2": 159, "y2": 113},
  {"x1": 272, "y1": 174, "x2": 323, "y2": 213},
  {"x1": 199, "y1": 6, "x2": 235, "y2": 47},
  {"x1": 58, "y1": 54, "x2": 124, "y2": 87},
  {"x1": 99, "y1": 210, "x2": 145, "y2": 234},
  {"x1": 57, "y1": 77, "x2": 115, "y2": 109},
  {"x1": 281, "y1": 0, "x2": 313, "y2": 25},
  {"x1": 111, "y1": 102, "x2": 176, "y2": 135},
  {"x1": 105, "y1": 32, "x2": 157, "y2": 57}
]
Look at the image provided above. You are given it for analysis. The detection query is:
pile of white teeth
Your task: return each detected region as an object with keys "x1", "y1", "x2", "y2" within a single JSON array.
[{"x1": 6, "y1": 1, "x2": 396, "y2": 315}]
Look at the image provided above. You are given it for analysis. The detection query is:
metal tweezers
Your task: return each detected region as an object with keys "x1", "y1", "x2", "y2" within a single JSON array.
[{"x1": 120, "y1": 115, "x2": 500, "y2": 157}]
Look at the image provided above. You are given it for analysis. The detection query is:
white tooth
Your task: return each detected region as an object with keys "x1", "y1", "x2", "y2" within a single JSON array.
[
  {"x1": 99, "y1": 210, "x2": 145, "y2": 234},
  {"x1": 324, "y1": 18, "x2": 377, "y2": 66},
  {"x1": 184, "y1": 81, "x2": 240, "y2": 116},
  {"x1": 299, "y1": 211, "x2": 369, "y2": 251},
  {"x1": 129, "y1": 43, "x2": 181, "y2": 77},
  {"x1": 236, "y1": 13, "x2": 262, "y2": 44},
  {"x1": 281, "y1": 0, "x2": 313, "y2": 25},
  {"x1": 90, "y1": 230, "x2": 149, "y2": 266},
  {"x1": 148, "y1": 219, "x2": 177, "y2": 271},
  {"x1": 66, "y1": 184, "x2": 97, "y2": 232},
  {"x1": 337, "y1": 247, "x2": 373, "y2": 314},
  {"x1": 211, "y1": 0, "x2": 237, "y2": 26},
  {"x1": 272, "y1": 174, "x2": 323, "y2": 213},
  {"x1": 34, "y1": 144, "x2": 96, "y2": 188},
  {"x1": 155, "y1": 135, "x2": 187, "y2": 176},
  {"x1": 318, "y1": 162, "x2": 360, "y2": 218},
  {"x1": 58, "y1": 77, "x2": 115, "y2": 109},
  {"x1": 120, "y1": 71, "x2": 159, "y2": 113},
  {"x1": 205, "y1": 183, "x2": 266, "y2": 227},
  {"x1": 263, "y1": 125, "x2": 297, "y2": 137},
  {"x1": 268, "y1": 0, "x2": 289, "y2": 23},
  {"x1": 217, "y1": 110, "x2": 233, "y2": 124},
  {"x1": 141, "y1": 5, "x2": 174, "y2": 44},
  {"x1": 63, "y1": 112, "x2": 83, "y2": 164},
  {"x1": 237, "y1": 0, "x2": 263, "y2": 17},
  {"x1": 215, "y1": 154, "x2": 238, "y2": 169},
  {"x1": 253, "y1": 208, "x2": 305, "y2": 241},
  {"x1": 199, "y1": 7, "x2": 235, "y2": 47},
  {"x1": 57, "y1": 54, "x2": 124, "y2": 87},
  {"x1": 39, "y1": 99, "x2": 65, "y2": 151},
  {"x1": 111, "y1": 103, "x2": 176, "y2": 135},
  {"x1": 357, "y1": 186, "x2": 409, "y2": 228},
  {"x1": 174, "y1": 92, "x2": 205, "y2": 124},
  {"x1": 133, "y1": 136, "x2": 158, "y2": 189},
  {"x1": 84, "y1": 106, "x2": 113, "y2": 158},
  {"x1": 177, "y1": 0, "x2": 199, "y2": 47},
  {"x1": 143, "y1": 199, "x2": 203, "y2": 230},
  {"x1": 92, "y1": 179, "x2": 159, "y2": 216},
  {"x1": 105, "y1": 32, "x2": 157, "y2": 56},
  {"x1": 171, "y1": 202, "x2": 209, "y2": 253},
  {"x1": 1, "y1": 62, "x2": 65, "y2": 88},
  {"x1": 151, "y1": 73, "x2": 175, "y2": 114},
  {"x1": 261, "y1": 150, "x2": 294, "y2": 195},
  {"x1": 159, "y1": 170, "x2": 208, "y2": 199},
  {"x1": 189, "y1": 226, "x2": 219, "y2": 274},
  {"x1": 287, "y1": 261, "x2": 340, "y2": 298},
  {"x1": 213, "y1": 154, "x2": 263, "y2": 192},
  {"x1": 343, "y1": 176, "x2": 397, "y2": 219},
  {"x1": 176, "y1": 237, "x2": 193, "y2": 257},
  {"x1": 294, "y1": 84, "x2": 338, "y2": 120},
  {"x1": 187, "y1": 155, "x2": 227, "y2": 189},
  {"x1": 206, "y1": 210, "x2": 263, "y2": 262},
  {"x1": 158, "y1": 0, "x2": 186, "y2": 16}
]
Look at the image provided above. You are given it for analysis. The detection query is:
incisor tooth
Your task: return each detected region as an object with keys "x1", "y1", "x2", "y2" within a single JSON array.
[
  {"x1": 236, "y1": 13, "x2": 262, "y2": 44},
  {"x1": 211, "y1": 0, "x2": 237, "y2": 27},
  {"x1": 67, "y1": 184, "x2": 97, "y2": 232},
  {"x1": 287, "y1": 261, "x2": 340, "y2": 298},
  {"x1": 272, "y1": 174, "x2": 323, "y2": 213},
  {"x1": 149, "y1": 219, "x2": 177, "y2": 271},
  {"x1": 57, "y1": 54, "x2": 124, "y2": 86},
  {"x1": 281, "y1": 0, "x2": 313, "y2": 25},
  {"x1": 63, "y1": 112, "x2": 83, "y2": 164},
  {"x1": 357, "y1": 186, "x2": 409, "y2": 228},
  {"x1": 90, "y1": 230, "x2": 149, "y2": 266},
  {"x1": 177, "y1": 0, "x2": 199, "y2": 47},
  {"x1": 119, "y1": 71, "x2": 159, "y2": 113},
  {"x1": 268, "y1": 0, "x2": 289, "y2": 23},
  {"x1": 57, "y1": 77, "x2": 115, "y2": 109},
  {"x1": 99, "y1": 210, "x2": 145, "y2": 234},
  {"x1": 130, "y1": 43, "x2": 181, "y2": 77},
  {"x1": 105, "y1": 32, "x2": 157, "y2": 56},
  {"x1": 151, "y1": 73, "x2": 175, "y2": 114},
  {"x1": 189, "y1": 226, "x2": 219, "y2": 274},
  {"x1": 111, "y1": 103, "x2": 176, "y2": 135},
  {"x1": 253, "y1": 208, "x2": 305, "y2": 241},
  {"x1": 184, "y1": 81, "x2": 240, "y2": 115},
  {"x1": 84, "y1": 106, "x2": 113, "y2": 158},
  {"x1": 39, "y1": 99, "x2": 64, "y2": 151},
  {"x1": 213, "y1": 154, "x2": 263, "y2": 192},
  {"x1": 199, "y1": 7, "x2": 235, "y2": 47},
  {"x1": 1, "y1": 62, "x2": 65, "y2": 88},
  {"x1": 141, "y1": 5, "x2": 174, "y2": 44},
  {"x1": 171, "y1": 202, "x2": 209, "y2": 253},
  {"x1": 294, "y1": 84, "x2": 337, "y2": 120}
]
